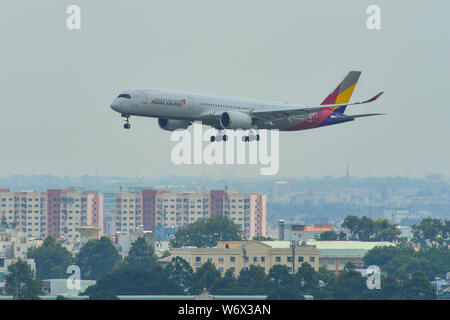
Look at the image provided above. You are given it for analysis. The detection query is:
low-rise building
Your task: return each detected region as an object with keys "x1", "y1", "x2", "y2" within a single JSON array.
[
  {"x1": 171, "y1": 240, "x2": 320, "y2": 275},
  {"x1": 278, "y1": 219, "x2": 332, "y2": 241},
  {"x1": 305, "y1": 240, "x2": 395, "y2": 274}
]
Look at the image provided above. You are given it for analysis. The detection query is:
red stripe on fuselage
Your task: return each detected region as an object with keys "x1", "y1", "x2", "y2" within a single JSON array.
[{"x1": 280, "y1": 108, "x2": 334, "y2": 131}]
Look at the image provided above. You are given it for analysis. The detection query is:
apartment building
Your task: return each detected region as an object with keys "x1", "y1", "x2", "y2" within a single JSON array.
[
  {"x1": 114, "y1": 192, "x2": 142, "y2": 233},
  {"x1": 59, "y1": 192, "x2": 104, "y2": 241},
  {"x1": 171, "y1": 240, "x2": 320, "y2": 275},
  {"x1": 155, "y1": 192, "x2": 210, "y2": 229},
  {"x1": 113, "y1": 189, "x2": 267, "y2": 239},
  {"x1": 0, "y1": 189, "x2": 47, "y2": 239},
  {"x1": 210, "y1": 190, "x2": 266, "y2": 239}
]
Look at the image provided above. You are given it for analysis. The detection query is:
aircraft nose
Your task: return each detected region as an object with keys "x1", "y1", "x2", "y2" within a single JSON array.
[{"x1": 111, "y1": 100, "x2": 119, "y2": 112}]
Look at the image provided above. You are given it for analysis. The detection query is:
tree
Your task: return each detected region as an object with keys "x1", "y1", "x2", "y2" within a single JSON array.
[
  {"x1": 266, "y1": 264, "x2": 304, "y2": 299},
  {"x1": 403, "y1": 271, "x2": 436, "y2": 300},
  {"x1": 252, "y1": 236, "x2": 274, "y2": 241},
  {"x1": 319, "y1": 231, "x2": 339, "y2": 241},
  {"x1": 165, "y1": 256, "x2": 194, "y2": 292},
  {"x1": 122, "y1": 237, "x2": 156, "y2": 270},
  {"x1": 189, "y1": 262, "x2": 222, "y2": 294},
  {"x1": 297, "y1": 262, "x2": 318, "y2": 291},
  {"x1": 331, "y1": 269, "x2": 368, "y2": 300},
  {"x1": 235, "y1": 265, "x2": 267, "y2": 295},
  {"x1": 170, "y1": 215, "x2": 242, "y2": 248},
  {"x1": 27, "y1": 236, "x2": 73, "y2": 279},
  {"x1": 83, "y1": 265, "x2": 184, "y2": 297},
  {"x1": 412, "y1": 218, "x2": 449, "y2": 248},
  {"x1": 210, "y1": 269, "x2": 238, "y2": 294},
  {"x1": 4, "y1": 259, "x2": 43, "y2": 300},
  {"x1": 341, "y1": 216, "x2": 401, "y2": 242},
  {"x1": 76, "y1": 237, "x2": 121, "y2": 280}
]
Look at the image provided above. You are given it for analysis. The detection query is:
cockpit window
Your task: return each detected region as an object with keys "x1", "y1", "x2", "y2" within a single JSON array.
[{"x1": 117, "y1": 94, "x2": 131, "y2": 99}]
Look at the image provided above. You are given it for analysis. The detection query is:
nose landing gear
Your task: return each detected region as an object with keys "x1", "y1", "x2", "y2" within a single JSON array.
[{"x1": 122, "y1": 115, "x2": 131, "y2": 129}]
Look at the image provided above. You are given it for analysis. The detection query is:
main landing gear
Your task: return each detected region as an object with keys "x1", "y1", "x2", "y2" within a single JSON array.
[
  {"x1": 123, "y1": 115, "x2": 131, "y2": 129},
  {"x1": 209, "y1": 131, "x2": 260, "y2": 142},
  {"x1": 242, "y1": 133, "x2": 260, "y2": 142},
  {"x1": 210, "y1": 133, "x2": 228, "y2": 142}
]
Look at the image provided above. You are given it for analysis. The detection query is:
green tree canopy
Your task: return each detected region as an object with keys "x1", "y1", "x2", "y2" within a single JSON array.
[
  {"x1": 189, "y1": 261, "x2": 222, "y2": 295},
  {"x1": 170, "y1": 215, "x2": 242, "y2": 248},
  {"x1": 122, "y1": 237, "x2": 156, "y2": 270},
  {"x1": 412, "y1": 218, "x2": 449, "y2": 248},
  {"x1": 165, "y1": 256, "x2": 194, "y2": 292},
  {"x1": 83, "y1": 265, "x2": 184, "y2": 297},
  {"x1": 27, "y1": 235, "x2": 73, "y2": 279},
  {"x1": 341, "y1": 216, "x2": 401, "y2": 242},
  {"x1": 4, "y1": 259, "x2": 42, "y2": 300},
  {"x1": 319, "y1": 230, "x2": 339, "y2": 241},
  {"x1": 76, "y1": 236, "x2": 122, "y2": 280}
]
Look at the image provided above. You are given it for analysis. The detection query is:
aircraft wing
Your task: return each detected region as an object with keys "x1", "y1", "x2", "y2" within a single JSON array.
[{"x1": 251, "y1": 92, "x2": 384, "y2": 122}]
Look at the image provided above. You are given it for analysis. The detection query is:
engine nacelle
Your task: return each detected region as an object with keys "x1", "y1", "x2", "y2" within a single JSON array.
[
  {"x1": 220, "y1": 111, "x2": 252, "y2": 130},
  {"x1": 158, "y1": 118, "x2": 191, "y2": 131}
]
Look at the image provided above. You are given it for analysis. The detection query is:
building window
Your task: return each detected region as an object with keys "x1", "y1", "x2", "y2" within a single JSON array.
[
  {"x1": 298, "y1": 256, "x2": 304, "y2": 263},
  {"x1": 230, "y1": 256, "x2": 236, "y2": 263},
  {"x1": 275, "y1": 256, "x2": 281, "y2": 263},
  {"x1": 309, "y1": 257, "x2": 315, "y2": 263},
  {"x1": 261, "y1": 256, "x2": 265, "y2": 263}
]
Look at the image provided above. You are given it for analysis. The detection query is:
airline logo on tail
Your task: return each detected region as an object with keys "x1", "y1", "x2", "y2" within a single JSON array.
[{"x1": 321, "y1": 71, "x2": 361, "y2": 114}]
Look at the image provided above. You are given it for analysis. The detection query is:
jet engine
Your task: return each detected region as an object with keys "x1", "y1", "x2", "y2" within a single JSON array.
[
  {"x1": 158, "y1": 118, "x2": 191, "y2": 131},
  {"x1": 220, "y1": 111, "x2": 252, "y2": 130}
]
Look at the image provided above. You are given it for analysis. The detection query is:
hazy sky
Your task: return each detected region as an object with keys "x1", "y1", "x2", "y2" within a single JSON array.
[{"x1": 1, "y1": 1, "x2": 449, "y2": 179}]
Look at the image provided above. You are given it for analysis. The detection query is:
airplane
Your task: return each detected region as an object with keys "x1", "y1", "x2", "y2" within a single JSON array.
[{"x1": 110, "y1": 71, "x2": 384, "y2": 142}]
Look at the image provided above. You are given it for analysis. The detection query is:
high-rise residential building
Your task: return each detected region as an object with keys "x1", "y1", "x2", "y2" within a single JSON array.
[
  {"x1": 154, "y1": 191, "x2": 210, "y2": 229},
  {"x1": 210, "y1": 190, "x2": 266, "y2": 239},
  {"x1": 59, "y1": 192, "x2": 104, "y2": 241},
  {"x1": 114, "y1": 189, "x2": 267, "y2": 239},
  {"x1": 0, "y1": 190, "x2": 47, "y2": 239},
  {"x1": 114, "y1": 192, "x2": 142, "y2": 233},
  {"x1": 141, "y1": 190, "x2": 170, "y2": 231},
  {"x1": 47, "y1": 189, "x2": 75, "y2": 239}
]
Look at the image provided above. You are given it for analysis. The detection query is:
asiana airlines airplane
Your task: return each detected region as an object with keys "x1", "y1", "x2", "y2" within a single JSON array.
[{"x1": 110, "y1": 71, "x2": 384, "y2": 142}]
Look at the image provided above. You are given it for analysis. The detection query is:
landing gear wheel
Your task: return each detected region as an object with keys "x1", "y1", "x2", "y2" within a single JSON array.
[
  {"x1": 242, "y1": 136, "x2": 250, "y2": 142},
  {"x1": 124, "y1": 123, "x2": 131, "y2": 129},
  {"x1": 223, "y1": 135, "x2": 228, "y2": 141},
  {"x1": 210, "y1": 136, "x2": 216, "y2": 142},
  {"x1": 256, "y1": 134, "x2": 260, "y2": 141}
]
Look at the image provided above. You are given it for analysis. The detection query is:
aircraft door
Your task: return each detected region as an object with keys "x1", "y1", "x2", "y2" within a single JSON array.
[{"x1": 141, "y1": 92, "x2": 149, "y2": 104}]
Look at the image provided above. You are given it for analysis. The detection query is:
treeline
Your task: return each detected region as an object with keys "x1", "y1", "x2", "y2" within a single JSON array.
[
  {"x1": 3, "y1": 216, "x2": 448, "y2": 299},
  {"x1": 320, "y1": 216, "x2": 450, "y2": 247}
]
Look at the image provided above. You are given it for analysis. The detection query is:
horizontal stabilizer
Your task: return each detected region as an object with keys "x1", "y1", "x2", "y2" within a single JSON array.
[{"x1": 332, "y1": 113, "x2": 386, "y2": 120}]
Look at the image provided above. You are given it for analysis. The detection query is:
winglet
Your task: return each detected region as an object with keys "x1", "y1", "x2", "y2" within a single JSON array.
[{"x1": 364, "y1": 91, "x2": 384, "y2": 103}]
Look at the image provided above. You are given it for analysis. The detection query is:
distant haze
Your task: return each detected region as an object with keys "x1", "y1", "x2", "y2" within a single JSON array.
[{"x1": 1, "y1": 1, "x2": 449, "y2": 178}]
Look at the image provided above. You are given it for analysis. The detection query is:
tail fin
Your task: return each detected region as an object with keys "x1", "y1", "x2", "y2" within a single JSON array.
[{"x1": 321, "y1": 71, "x2": 361, "y2": 114}]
